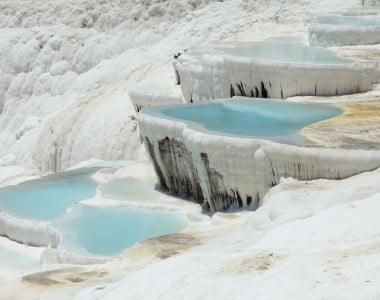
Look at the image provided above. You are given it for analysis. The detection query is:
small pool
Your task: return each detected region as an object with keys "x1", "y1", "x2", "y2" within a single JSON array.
[
  {"x1": 53, "y1": 205, "x2": 187, "y2": 256},
  {"x1": 315, "y1": 15, "x2": 380, "y2": 27},
  {"x1": 0, "y1": 166, "x2": 187, "y2": 257},
  {"x1": 143, "y1": 98, "x2": 342, "y2": 144},
  {"x1": 192, "y1": 38, "x2": 351, "y2": 65},
  {"x1": 0, "y1": 168, "x2": 99, "y2": 220}
]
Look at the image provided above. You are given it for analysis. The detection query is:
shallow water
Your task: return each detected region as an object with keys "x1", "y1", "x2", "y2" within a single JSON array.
[
  {"x1": 53, "y1": 205, "x2": 186, "y2": 256},
  {"x1": 144, "y1": 98, "x2": 342, "y2": 144},
  {"x1": 0, "y1": 168, "x2": 98, "y2": 220},
  {"x1": 0, "y1": 166, "x2": 187, "y2": 257}
]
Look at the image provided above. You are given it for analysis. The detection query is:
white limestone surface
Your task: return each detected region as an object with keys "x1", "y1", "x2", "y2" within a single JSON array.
[
  {"x1": 0, "y1": 166, "x2": 26, "y2": 187},
  {"x1": 129, "y1": 85, "x2": 184, "y2": 112},
  {"x1": 0, "y1": 0, "x2": 362, "y2": 172},
  {"x1": 174, "y1": 47, "x2": 380, "y2": 102},
  {"x1": 0, "y1": 0, "x2": 378, "y2": 297},
  {"x1": 32, "y1": 81, "x2": 143, "y2": 173},
  {"x1": 0, "y1": 212, "x2": 61, "y2": 248},
  {"x1": 138, "y1": 109, "x2": 380, "y2": 211},
  {"x1": 309, "y1": 23, "x2": 380, "y2": 46},
  {"x1": 74, "y1": 168, "x2": 380, "y2": 300}
]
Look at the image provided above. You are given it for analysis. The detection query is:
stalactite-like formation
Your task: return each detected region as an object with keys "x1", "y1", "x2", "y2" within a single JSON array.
[
  {"x1": 138, "y1": 111, "x2": 380, "y2": 212},
  {"x1": 173, "y1": 50, "x2": 379, "y2": 102}
]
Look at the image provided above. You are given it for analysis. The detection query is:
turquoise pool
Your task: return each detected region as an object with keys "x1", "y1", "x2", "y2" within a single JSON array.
[
  {"x1": 53, "y1": 205, "x2": 186, "y2": 256},
  {"x1": 143, "y1": 98, "x2": 342, "y2": 144},
  {"x1": 0, "y1": 166, "x2": 187, "y2": 257},
  {"x1": 0, "y1": 168, "x2": 98, "y2": 220}
]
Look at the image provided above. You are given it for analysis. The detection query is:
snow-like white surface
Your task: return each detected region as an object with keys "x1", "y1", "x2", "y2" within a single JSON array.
[
  {"x1": 0, "y1": 166, "x2": 25, "y2": 186},
  {"x1": 309, "y1": 23, "x2": 380, "y2": 47},
  {"x1": 75, "y1": 168, "x2": 380, "y2": 300},
  {"x1": 129, "y1": 85, "x2": 184, "y2": 112},
  {"x1": 139, "y1": 106, "x2": 380, "y2": 211},
  {"x1": 0, "y1": 237, "x2": 43, "y2": 286},
  {"x1": 0, "y1": 212, "x2": 61, "y2": 248},
  {"x1": 0, "y1": 0, "x2": 380, "y2": 298},
  {"x1": 0, "y1": 0, "x2": 364, "y2": 172},
  {"x1": 174, "y1": 43, "x2": 379, "y2": 101}
]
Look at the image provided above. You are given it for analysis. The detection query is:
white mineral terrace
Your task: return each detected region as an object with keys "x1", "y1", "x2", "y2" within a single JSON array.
[
  {"x1": 309, "y1": 15, "x2": 380, "y2": 47},
  {"x1": 0, "y1": 212, "x2": 61, "y2": 248},
  {"x1": 1, "y1": 0, "x2": 380, "y2": 298},
  {"x1": 0, "y1": 162, "x2": 200, "y2": 266},
  {"x1": 173, "y1": 40, "x2": 380, "y2": 103},
  {"x1": 138, "y1": 101, "x2": 380, "y2": 211},
  {"x1": 129, "y1": 85, "x2": 184, "y2": 112}
]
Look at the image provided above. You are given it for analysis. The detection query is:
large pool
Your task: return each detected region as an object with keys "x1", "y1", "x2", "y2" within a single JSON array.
[
  {"x1": 193, "y1": 38, "x2": 351, "y2": 64},
  {"x1": 143, "y1": 98, "x2": 342, "y2": 144},
  {"x1": 0, "y1": 166, "x2": 187, "y2": 257}
]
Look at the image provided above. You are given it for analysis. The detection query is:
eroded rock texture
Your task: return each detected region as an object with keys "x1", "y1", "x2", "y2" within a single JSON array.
[
  {"x1": 148, "y1": 137, "x2": 204, "y2": 203},
  {"x1": 201, "y1": 152, "x2": 252, "y2": 211},
  {"x1": 139, "y1": 112, "x2": 380, "y2": 212}
]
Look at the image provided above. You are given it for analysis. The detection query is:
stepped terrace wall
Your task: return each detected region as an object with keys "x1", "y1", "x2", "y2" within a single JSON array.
[
  {"x1": 129, "y1": 85, "x2": 184, "y2": 112},
  {"x1": 138, "y1": 99, "x2": 380, "y2": 211},
  {"x1": 309, "y1": 15, "x2": 380, "y2": 46},
  {"x1": 173, "y1": 40, "x2": 379, "y2": 102}
]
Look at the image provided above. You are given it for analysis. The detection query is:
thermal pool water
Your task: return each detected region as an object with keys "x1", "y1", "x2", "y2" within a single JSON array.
[
  {"x1": 143, "y1": 98, "x2": 342, "y2": 144},
  {"x1": 0, "y1": 167, "x2": 186, "y2": 257}
]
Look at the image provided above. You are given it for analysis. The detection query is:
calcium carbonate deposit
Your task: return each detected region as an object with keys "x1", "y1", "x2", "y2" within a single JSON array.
[{"x1": 0, "y1": 0, "x2": 379, "y2": 299}]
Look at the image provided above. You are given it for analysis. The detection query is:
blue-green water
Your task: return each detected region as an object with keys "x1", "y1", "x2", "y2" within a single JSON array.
[
  {"x1": 0, "y1": 168, "x2": 98, "y2": 220},
  {"x1": 144, "y1": 98, "x2": 342, "y2": 144},
  {"x1": 193, "y1": 38, "x2": 351, "y2": 64},
  {"x1": 0, "y1": 167, "x2": 187, "y2": 256},
  {"x1": 316, "y1": 15, "x2": 380, "y2": 27},
  {"x1": 53, "y1": 205, "x2": 187, "y2": 256}
]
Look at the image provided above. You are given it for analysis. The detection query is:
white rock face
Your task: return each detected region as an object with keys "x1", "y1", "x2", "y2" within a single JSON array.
[
  {"x1": 0, "y1": 0, "x2": 364, "y2": 172},
  {"x1": 74, "y1": 168, "x2": 380, "y2": 300},
  {"x1": 0, "y1": 0, "x2": 248, "y2": 172},
  {"x1": 129, "y1": 85, "x2": 184, "y2": 112},
  {"x1": 0, "y1": 212, "x2": 61, "y2": 247},
  {"x1": 363, "y1": 0, "x2": 380, "y2": 6},
  {"x1": 174, "y1": 47, "x2": 380, "y2": 102},
  {"x1": 33, "y1": 81, "x2": 142, "y2": 173},
  {"x1": 0, "y1": 154, "x2": 17, "y2": 167},
  {"x1": 139, "y1": 110, "x2": 380, "y2": 211}
]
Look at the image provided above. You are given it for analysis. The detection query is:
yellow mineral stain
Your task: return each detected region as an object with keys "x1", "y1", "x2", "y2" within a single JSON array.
[{"x1": 302, "y1": 100, "x2": 380, "y2": 149}]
